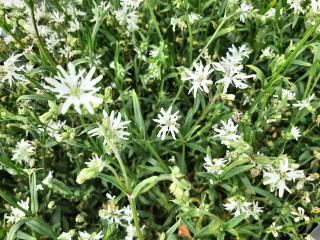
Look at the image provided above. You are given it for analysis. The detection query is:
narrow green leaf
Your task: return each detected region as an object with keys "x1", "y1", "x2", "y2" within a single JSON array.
[
  {"x1": 26, "y1": 218, "x2": 57, "y2": 239},
  {"x1": 0, "y1": 156, "x2": 25, "y2": 176},
  {"x1": 16, "y1": 94, "x2": 54, "y2": 102},
  {"x1": 166, "y1": 219, "x2": 181, "y2": 236},
  {"x1": 131, "y1": 90, "x2": 145, "y2": 137},
  {"x1": 48, "y1": 179, "x2": 73, "y2": 197},
  {"x1": 246, "y1": 65, "x2": 265, "y2": 83},
  {"x1": 132, "y1": 176, "x2": 159, "y2": 198},
  {"x1": 224, "y1": 213, "x2": 246, "y2": 229},
  {"x1": 195, "y1": 219, "x2": 222, "y2": 237},
  {"x1": 30, "y1": 171, "x2": 38, "y2": 214},
  {"x1": 221, "y1": 164, "x2": 255, "y2": 180},
  {"x1": 98, "y1": 173, "x2": 127, "y2": 193},
  {"x1": 0, "y1": 189, "x2": 29, "y2": 215},
  {"x1": 16, "y1": 230, "x2": 37, "y2": 240},
  {"x1": 7, "y1": 218, "x2": 29, "y2": 240}
]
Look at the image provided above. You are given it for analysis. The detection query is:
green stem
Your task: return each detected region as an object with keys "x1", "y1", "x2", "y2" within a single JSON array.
[
  {"x1": 28, "y1": 2, "x2": 56, "y2": 67},
  {"x1": 147, "y1": 3, "x2": 163, "y2": 41},
  {"x1": 184, "y1": 0, "x2": 193, "y2": 66},
  {"x1": 110, "y1": 143, "x2": 143, "y2": 239},
  {"x1": 129, "y1": 197, "x2": 144, "y2": 240},
  {"x1": 194, "y1": 15, "x2": 231, "y2": 63}
]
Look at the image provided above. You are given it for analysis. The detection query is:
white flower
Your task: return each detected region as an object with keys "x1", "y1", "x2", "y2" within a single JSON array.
[
  {"x1": 203, "y1": 155, "x2": 228, "y2": 175},
  {"x1": 0, "y1": 0, "x2": 24, "y2": 8},
  {"x1": 91, "y1": 1, "x2": 110, "y2": 23},
  {"x1": 0, "y1": 52, "x2": 25, "y2": 87},
  {"x1": 267, "y1": 222, "x2": 282, "y2": 237},
  {"x1": 290, "y1": 207, "x2": 310, "y2": 222},
  {"x1": 39, "y1": 120, "x2": 66, "y2": 142},
  {"x1": 106, "y1": 193, "x2": 116, "y2": 200},
  {"x1": 182, "y1": 62, "x2": 214, "y2": 97},
  {"x1": 4, "y1": 198, "x2": 29, "y2": 224},
  {"x1": 282, "y1": 89, "x2": 296, "y2": 100},
  {"x1": 153, "y1": 106, "x2": 180, "y2": 140},
  {"x1": 264, "y1": 8, "x2": 276, "y2": 18},
  {"x1": 99, "y1": 204, "x2": 122, "y2": 225},
  {"x1": 44, "y1": 63, "x2": 103, "y2": 114},
  {"x1": 214, "y1": 119, "x2": 241, "y2": 146},
  {"x1": 42, "y1": 171, "x2": 54, "y2": 185},
  {"x1": 58, "y1": 230, "x2": 76, "y2": 240},
  {"x1": 114, "y1": 0, "x2": 142, "y2": 35},
  {"x1": 170, "y1": 17, "x2": 186, "y2": 32},
  {"x1": 238, "y1": 2, "x2": 254, "y2": 22},
  {"x1": 263, "y1": 157, "x2": 305, "y2": 197},
  {"x1": 125, "y1": 224, "x2": 137, "y2": 240},
  {"x1": 118, "y1": 205, "x2": 134, "y2": 224},
  {"x1": 260, "y1": 47, "x2": 275, "y2": 59},
  {"x1": 223, "y1": 196, "x2": 252, "y2": 217},
  {"x1": 293, "y1": 94, "x2": 314, "y2": 111},
  {"x1": 305, "y1": 235, "x2": 316, "y2": 240},
  {"x1": 85, "y1": 154, "x2": 105, "y2": 172},
  {"x1": 290, "y1": 126, "x2": 301, "y2": 140},
  {"x1": 12, "y1": 139, "x2": 35, "y2": 166},
  {"x1": 250, "y1": 201, "x2": 263, "y2": 219},
  {"x1": 78, "y1": 230, "x2": 103, "y2": 240},
  {"x1": 287, "y1": 0, "x2": 305, "y2": 14},
  {"x1": 188, "y1": 12, "x2": 200, "y2": 23},
  {"x1": 213, "y1": 45, "x2": 255, "y2": 93},
  {"x1": 88, "y1": 110, "x2": 130, "y2": 147},
  {"x1": 50, "y1": 11, "x2": 65, "y2": 23},
  {"x1": 311, "y1": 0, "x2": 320, "y2": 13}
]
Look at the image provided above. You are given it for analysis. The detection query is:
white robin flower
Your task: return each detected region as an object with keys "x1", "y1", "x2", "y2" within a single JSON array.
[
  {"x1": 44, "y1": 62, "x2": 103, "y2": 115},
  {"x1": 88, "y1": 110, "x2": 130, "y2": 148},
  {"x1": 267, "y1": 222, "x2": 282, "y2": 237},
  {"x1": 214, "y1": 118, "x2": 241, "y2": 146},
  {"x1": 4, "y1": 197, "x2": 29, "y2": 224},
  {"x1": 153, "y1": 106, "x2": 180, "y2": 140},
  {"x1": 78, "y1": 230, "x2": 103, "y2": 240},
  {"x1": 291, "y1": 207, "x2": 310, "y2": 222},
  {"x1": 263, "y1": 157, "x2": 304, "y2": 198},
  {"x1": 238, "y1": 1, "x2": 254, "y2": 23},
  {"x1": 12, "y1": 139, "x2": 35, "y2": 166},
  {"x1": 203, "y1": 155, "x2": 229, "y2": 175},
  {"x1": 290, "y1": 126, "x2": 301, "y2": 140},
  {"x1": 223, "y1": 196, "x2": 252, "y2": 217},
  {"x1": 293, "y1": 94, "x2": 315, "y2": 111},
  {"x1": 0, "y1": 52, "x2": 26, "y2": 87},
  {"x1": 213, "y1": 45, "x2": 255, "y2": 93},
  {"x1": 182, "y1": 62, "x2": 214, "y2": 97}
]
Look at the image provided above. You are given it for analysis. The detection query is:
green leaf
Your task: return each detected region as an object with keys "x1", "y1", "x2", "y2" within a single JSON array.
[
  {"x1": 251, "y1": 186, "x2": 282, "y2": 207},
  {"x1": 29, "y1": 171, "x2": 38, "y2": 214},
  {"x1": 212, "y1": 26, "x2": 235, "y2": 40},
  {"x1": 166, "y1": 219, "x2": 181, "y2": 236},
  {"x1": 195, "y1": 218, "x2": 222, "y2": 237},
  {"x1": 132, "y1": 176, "x2": 159, "y2": 198},
  {"x1": 0, "y1": 156, "x2": 25, "y2": 176},
  {"x1": 246, "y1": 65, "x2": 265, "y2": 84},
  {"x1": 7, "y1": 218, "x2": 29, "y2": 240},
  {"x1": 26, "y1": 218, "x2": 57, "y2": 239},
  {"x1": 16, "y1": 231, "x2": 37, "y2": 240},
  {"x1": 0, "y1": 189, "x2": 29, "y2": 215},
  {"x1": 98, "y1": 173, "x2": 127, "y2": 193},
  {"x1": 131, "y1": 90, "x2": 145, "y2": 137},
  {"x1": 221, "y1": 164, "x2": 255, "y2": 180},
  {"x1": 223, "y1": 213, "x2": 246, "y2": 229},
  {"x1": 48, "y1": 179, "x2": 73, "y2": 197},
  {"x1": 16, "y1": 94, "x2": 54, "y2": 102}
]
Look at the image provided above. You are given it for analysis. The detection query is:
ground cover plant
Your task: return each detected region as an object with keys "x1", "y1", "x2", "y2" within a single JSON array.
[{"x1": 1, "y1": 0, "x2": 320, "y2": 239}]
